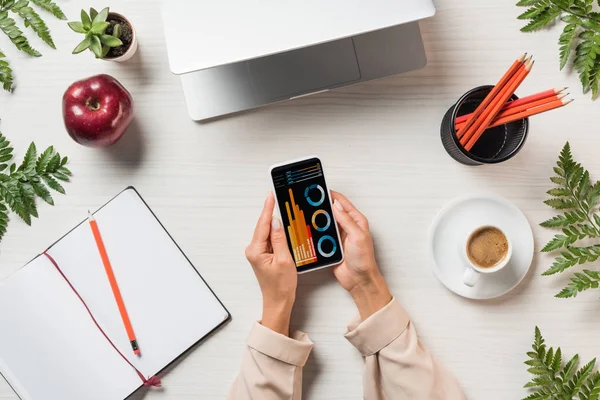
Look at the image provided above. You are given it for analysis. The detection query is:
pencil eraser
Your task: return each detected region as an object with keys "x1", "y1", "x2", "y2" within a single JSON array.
[{"x1": 134, "y1": 349, "x2": 141, "y2": 355}]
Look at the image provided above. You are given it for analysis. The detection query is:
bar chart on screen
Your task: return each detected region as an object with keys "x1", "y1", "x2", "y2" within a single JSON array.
[{"x1": 285, "y1": 188, "x2": 318, "y2": 267}]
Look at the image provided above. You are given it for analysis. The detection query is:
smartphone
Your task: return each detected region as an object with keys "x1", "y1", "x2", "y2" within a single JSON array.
[{"x1": 269, "y1": 156, "x2": 344, "y2": 273}]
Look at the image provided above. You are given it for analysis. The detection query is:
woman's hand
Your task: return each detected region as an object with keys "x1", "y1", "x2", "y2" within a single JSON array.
[
  {"x1": 245, "y1": 192, "x2": 298, "y2": 336},
  {"x1": 331, "y1": 191, "x2": 392, "y2": 320}
]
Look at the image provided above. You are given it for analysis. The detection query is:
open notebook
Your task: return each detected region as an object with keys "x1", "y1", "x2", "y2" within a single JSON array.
[{"x1": 0, "y1": 187, "x2": 230, "y2": 400}]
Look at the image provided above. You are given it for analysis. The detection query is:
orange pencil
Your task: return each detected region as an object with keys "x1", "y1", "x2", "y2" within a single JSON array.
[
  {"x1": 463, "y1": 58, "x2": 534, "y2": 151},
  {"x1": 454, "y1": 93, "x2": 567, "y2": 130},
  {"x1": 88, "y1": 211, "x2": 140, "y2": 356},
  {"x1": 491, "y1": 97, "x2": 572, "y2": 127},
  {"x1": 454, "y1": 87, "x2": 566, "y2": 125},
  {"x1": 456, "y1": 53, "x2": 527, "y2": 139},
  {"x1": 460, "y1": 57, "x2": 532, "y2": 146}
]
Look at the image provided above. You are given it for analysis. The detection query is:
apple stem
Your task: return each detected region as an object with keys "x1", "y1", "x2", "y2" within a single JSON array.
[{"x1": 86, "y1": 98, "x2": 101, "y2": 111}]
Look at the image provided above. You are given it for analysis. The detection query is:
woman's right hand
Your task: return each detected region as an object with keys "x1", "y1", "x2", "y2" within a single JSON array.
[{"x1": 331, "y1": 191, "x2": 392, "y2": 320}]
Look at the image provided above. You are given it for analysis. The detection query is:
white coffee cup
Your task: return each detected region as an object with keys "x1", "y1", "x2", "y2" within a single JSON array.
[{"x1": 462, "y1": 225, "x2": 512, "y2": 287}]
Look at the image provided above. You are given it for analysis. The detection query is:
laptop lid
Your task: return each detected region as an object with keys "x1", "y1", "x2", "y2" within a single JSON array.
[{"x1": 162, "y1": 0, "x2": 435, "y2": 74}]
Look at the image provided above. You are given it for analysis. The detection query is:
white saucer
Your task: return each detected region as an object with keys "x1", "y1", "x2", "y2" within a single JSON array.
[{"x1": 429, "y1": 195, "x2": 534, "y2": 300}]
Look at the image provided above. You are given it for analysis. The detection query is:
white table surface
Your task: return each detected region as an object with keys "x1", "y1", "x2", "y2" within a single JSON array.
[{"x1": 0, "y1": 1, "x2": 598, "y2": 399}]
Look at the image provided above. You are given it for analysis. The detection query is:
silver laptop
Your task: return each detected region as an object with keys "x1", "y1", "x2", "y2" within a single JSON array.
[{"x1": 161, "y1": 1, "x2": 436, "y2": 121}]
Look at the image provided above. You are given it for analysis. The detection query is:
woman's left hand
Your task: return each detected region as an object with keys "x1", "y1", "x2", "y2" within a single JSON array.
[{"x1": 245, "y1": 192, "x2": 298, "y2": 336}]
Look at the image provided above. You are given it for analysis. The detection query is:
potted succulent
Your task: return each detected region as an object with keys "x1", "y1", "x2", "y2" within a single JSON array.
[{"x1": 68, "y1": 7, "x2": 138, "y2": 62}]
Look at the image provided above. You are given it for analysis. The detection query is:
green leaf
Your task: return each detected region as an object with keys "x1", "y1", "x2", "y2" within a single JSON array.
[
  {"x1": 516, "y1": 0, "x2": 541, "y2": 6},
  {"x1": 90, "y1": 21, "x2": 109, "y2": 34},
  {"x1": 89, "y1": 34, "x2": 102, "y2": 58},
  {"x1": 46, "y1": 153, "x2": 60, "y2": 172},
  {"x1": 100, "y1": 34, "x2": 121, "y2": 47},
  {"x1": 36, "y1": 146, "x2": 53, "y2": 174},
  {"x1": 0, "y1": 50, "x2": 14, "y2": 92},
  {"x1": 89, "y1": 7, "x2": 98, "y2": 21},
  {"x1": 547, "y1": 188, "x2": 571, "y2": 197},
  {"x1": 72, "y1": 37, "x2": 91, "y2": 54},
  {"x1": 544, "y1": 197, "x2": 577, "y2": 209},
  {"x1": 11, "y1": 0, "x2": 56, "y2": 49},
  {"x1": 93, "y1": 7, "x2": 109, "y2": 24},
  {"x1": 523, "y1": 326, "x2": 600, "y2": 400},
  {"x1": 0, "y1": 202, "x2": 8, "y2": 241},
  {"x1": 67, "y1": 21, "x2": 85, "y2": 33},
  {"x1": 557, "y1": 270, "x2": 600, "y2": 298},
  {"x1": 29, "y1": 0, "x2": 66, "y2": 20},
  {"x1": 52, "y1": 171, "x2": 69, "y2": 181},
  {"x1": 19, "y1": 142, "x2": 36, "y2": 174},
  {"x1": 80, "y1": 9, "x2": 91, "y2": 29},
  {"x1": 112, "y1": 23, "x2": 121, "y2": 39},
  {"x1": 31, "y1": 180, "x2": 52, "y2": 205},
  {"x1": 520, "y1": 7, "x2": 561, "y2": 32},
  {"x1": 42, "y1": 175, "x2": 64, "y2": 194},
  {"x1": 560, "y1": 24, "x2": 579, "y2": 70},
  {"x1": 0, "y1": 11, "x2": 41, "y2": 57}
]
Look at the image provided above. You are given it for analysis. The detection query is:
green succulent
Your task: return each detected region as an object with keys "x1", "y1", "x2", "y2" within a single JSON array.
[{"x1": 68, "y1": 7, "x2": 122, "y2": 59}]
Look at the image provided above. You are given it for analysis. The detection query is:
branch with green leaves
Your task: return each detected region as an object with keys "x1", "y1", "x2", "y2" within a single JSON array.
[
  {"x1": 541, "y1": 142, "x2": 600, "y2": 298},
  {"x1": 0, "y1": 0, "x2": 66, "y2": 92},
  {"x1": 523, "y1": 327, "x2": 600, "y2": 399},
  {"x1": 0, "y1": 130, "x2": 71, "y2": 242},
  {"x1": 516, "y1": 0, "x2": 600, "y2": 99}
]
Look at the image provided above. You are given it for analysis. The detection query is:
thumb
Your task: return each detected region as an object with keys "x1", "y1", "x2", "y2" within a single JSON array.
[
  {"x1": 270, "y1": 216, "x2": 294, "y2": 261},
  {"x1": 333, "y1": 199, "x2": 362, "y2": 237}
]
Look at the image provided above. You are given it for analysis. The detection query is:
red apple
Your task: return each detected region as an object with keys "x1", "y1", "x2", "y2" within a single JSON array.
[{"x1": 62, "y1": 74, "x2": 134, "y2": 148}]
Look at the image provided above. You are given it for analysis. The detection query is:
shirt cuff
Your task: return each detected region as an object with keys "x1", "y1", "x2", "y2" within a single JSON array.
[
  {"x1": 247, "y1": 322, "x2": 314, "y2": 367},
  {"x1": 344, "y1": 297, "x2": 410, "y2": 356}
]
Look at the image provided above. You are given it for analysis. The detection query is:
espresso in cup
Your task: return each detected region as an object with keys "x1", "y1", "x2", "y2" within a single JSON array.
[
  {"x1": 462, "y1": 225, "x2": 512, "y2": 287},
  {"x1": 466, "y1": 226, "x2": 509, "y2": 268}
]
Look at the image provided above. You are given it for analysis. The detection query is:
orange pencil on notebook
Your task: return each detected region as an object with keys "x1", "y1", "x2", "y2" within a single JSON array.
[{"x1": 88, "y1": 211, "x2": 140, "y2": 356}]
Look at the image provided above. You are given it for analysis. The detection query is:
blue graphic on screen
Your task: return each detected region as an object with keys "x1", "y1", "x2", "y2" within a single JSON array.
[{"x1": 272, "y1": 159, "x2": 342, "y2": 271}]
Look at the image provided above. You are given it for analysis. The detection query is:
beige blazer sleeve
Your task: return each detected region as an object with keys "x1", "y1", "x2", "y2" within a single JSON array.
[
  {"x1": 344, "y1": 298, "x2": 465, "y2": 400},
  {"x1": 227, "y1": 322, "x2": 313, "y2": 400}
]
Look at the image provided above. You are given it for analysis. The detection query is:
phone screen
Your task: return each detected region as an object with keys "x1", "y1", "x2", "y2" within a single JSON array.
[{"x1": 271, "y1": 158, "x2": 343, "y2": 272}]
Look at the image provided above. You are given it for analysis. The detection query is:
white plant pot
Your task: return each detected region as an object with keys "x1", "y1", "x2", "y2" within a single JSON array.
[{"x1": 104, "y1": 12, "x2": 138, "y2": 62}]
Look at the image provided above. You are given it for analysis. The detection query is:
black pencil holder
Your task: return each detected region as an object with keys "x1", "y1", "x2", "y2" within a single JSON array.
[{"x1": 440, "y1": 85, "x2": 529, "y2": 166}]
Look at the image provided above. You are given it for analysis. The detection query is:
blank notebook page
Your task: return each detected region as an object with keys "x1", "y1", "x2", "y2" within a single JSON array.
[{"x1": 0, "y1": 188, "x2": 229, "y2": 400}]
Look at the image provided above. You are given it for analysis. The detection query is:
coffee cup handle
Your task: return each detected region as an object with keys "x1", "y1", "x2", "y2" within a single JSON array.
[{"x1": 463, "y1": 268, "x2": 480, "y2": 287}]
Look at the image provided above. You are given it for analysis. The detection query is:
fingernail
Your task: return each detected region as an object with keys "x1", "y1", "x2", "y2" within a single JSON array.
[
  {"x1": 334, "y1": 199, "x2": 344, "y2": 211},
  {"x1": 271, "y1": 216, "x2": 282, "y2": 231}
]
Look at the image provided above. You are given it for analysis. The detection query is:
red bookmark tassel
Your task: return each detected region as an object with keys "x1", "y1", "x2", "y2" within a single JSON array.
[
  {"x1": 144, "y1": 375, "x2": 162, "y2": 387},
  {"x1": 43, "y1": 251, "x2": 162, "y2": 389}
]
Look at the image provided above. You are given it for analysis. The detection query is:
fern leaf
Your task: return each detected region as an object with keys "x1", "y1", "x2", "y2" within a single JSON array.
[
  {"x1": 560, "y1": 24, "x2": 579, "y2": 70},
  {"x1": 3, "y1": 180, "x2": 30, "y2": 225},
  {"x1": 523, "y1": 327, "x2": 600, "y2": 400},
  {"x1": 517, "y1": 0, "x2": 542, "y2": 6},
  {"x1": 518, "y1": 5, "x2": 548, "y2": 20},
  {"x1": 0, "y1": 11, "x2": 40, "y2": 57},
  {"x1": 42, "y1": 175, "x2": 63, "y2": 194},
  {"x1": 11, "y1": 0, "x2": 55, "y2": 49},
  {"x1": 520, "y1": 7, "x2": 561, "y2": 32},
  {"x1": 542, "y1": 234, "x2": 577, "y2": 252},
  {"x1": 542, "y1": 254, "x2": 577, "y2": 275},
  {"x1": 540, "y1": 211, "x2": 587, "y2": 227},
  {"x1": 0, "y1": 202, "x2": 7, "y2": 241},
  {"x1": 31, "y1": 180, "x2": 52, "y2": 205},
  {"x1": 35, "y1": 145, "x2": 52, "y2": 174},
  {"x1": 568, "y1": 359, "x2": 596, "y2": 393},
  {"x1": 28, "y1": 0, "x2": 66, "y2": 20},
  {"x1": 0, "y1": 50, "x2": 13, "y2": 92},
  {"x1": 544, "y1": 198, "x2": 577, "y2": 209},
  {"x1": 557, "y1": 270, "x2": 600, "y2": 298},
  {"x1": 19, "y1": 142, "x2": 36, "y2": 174}
]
